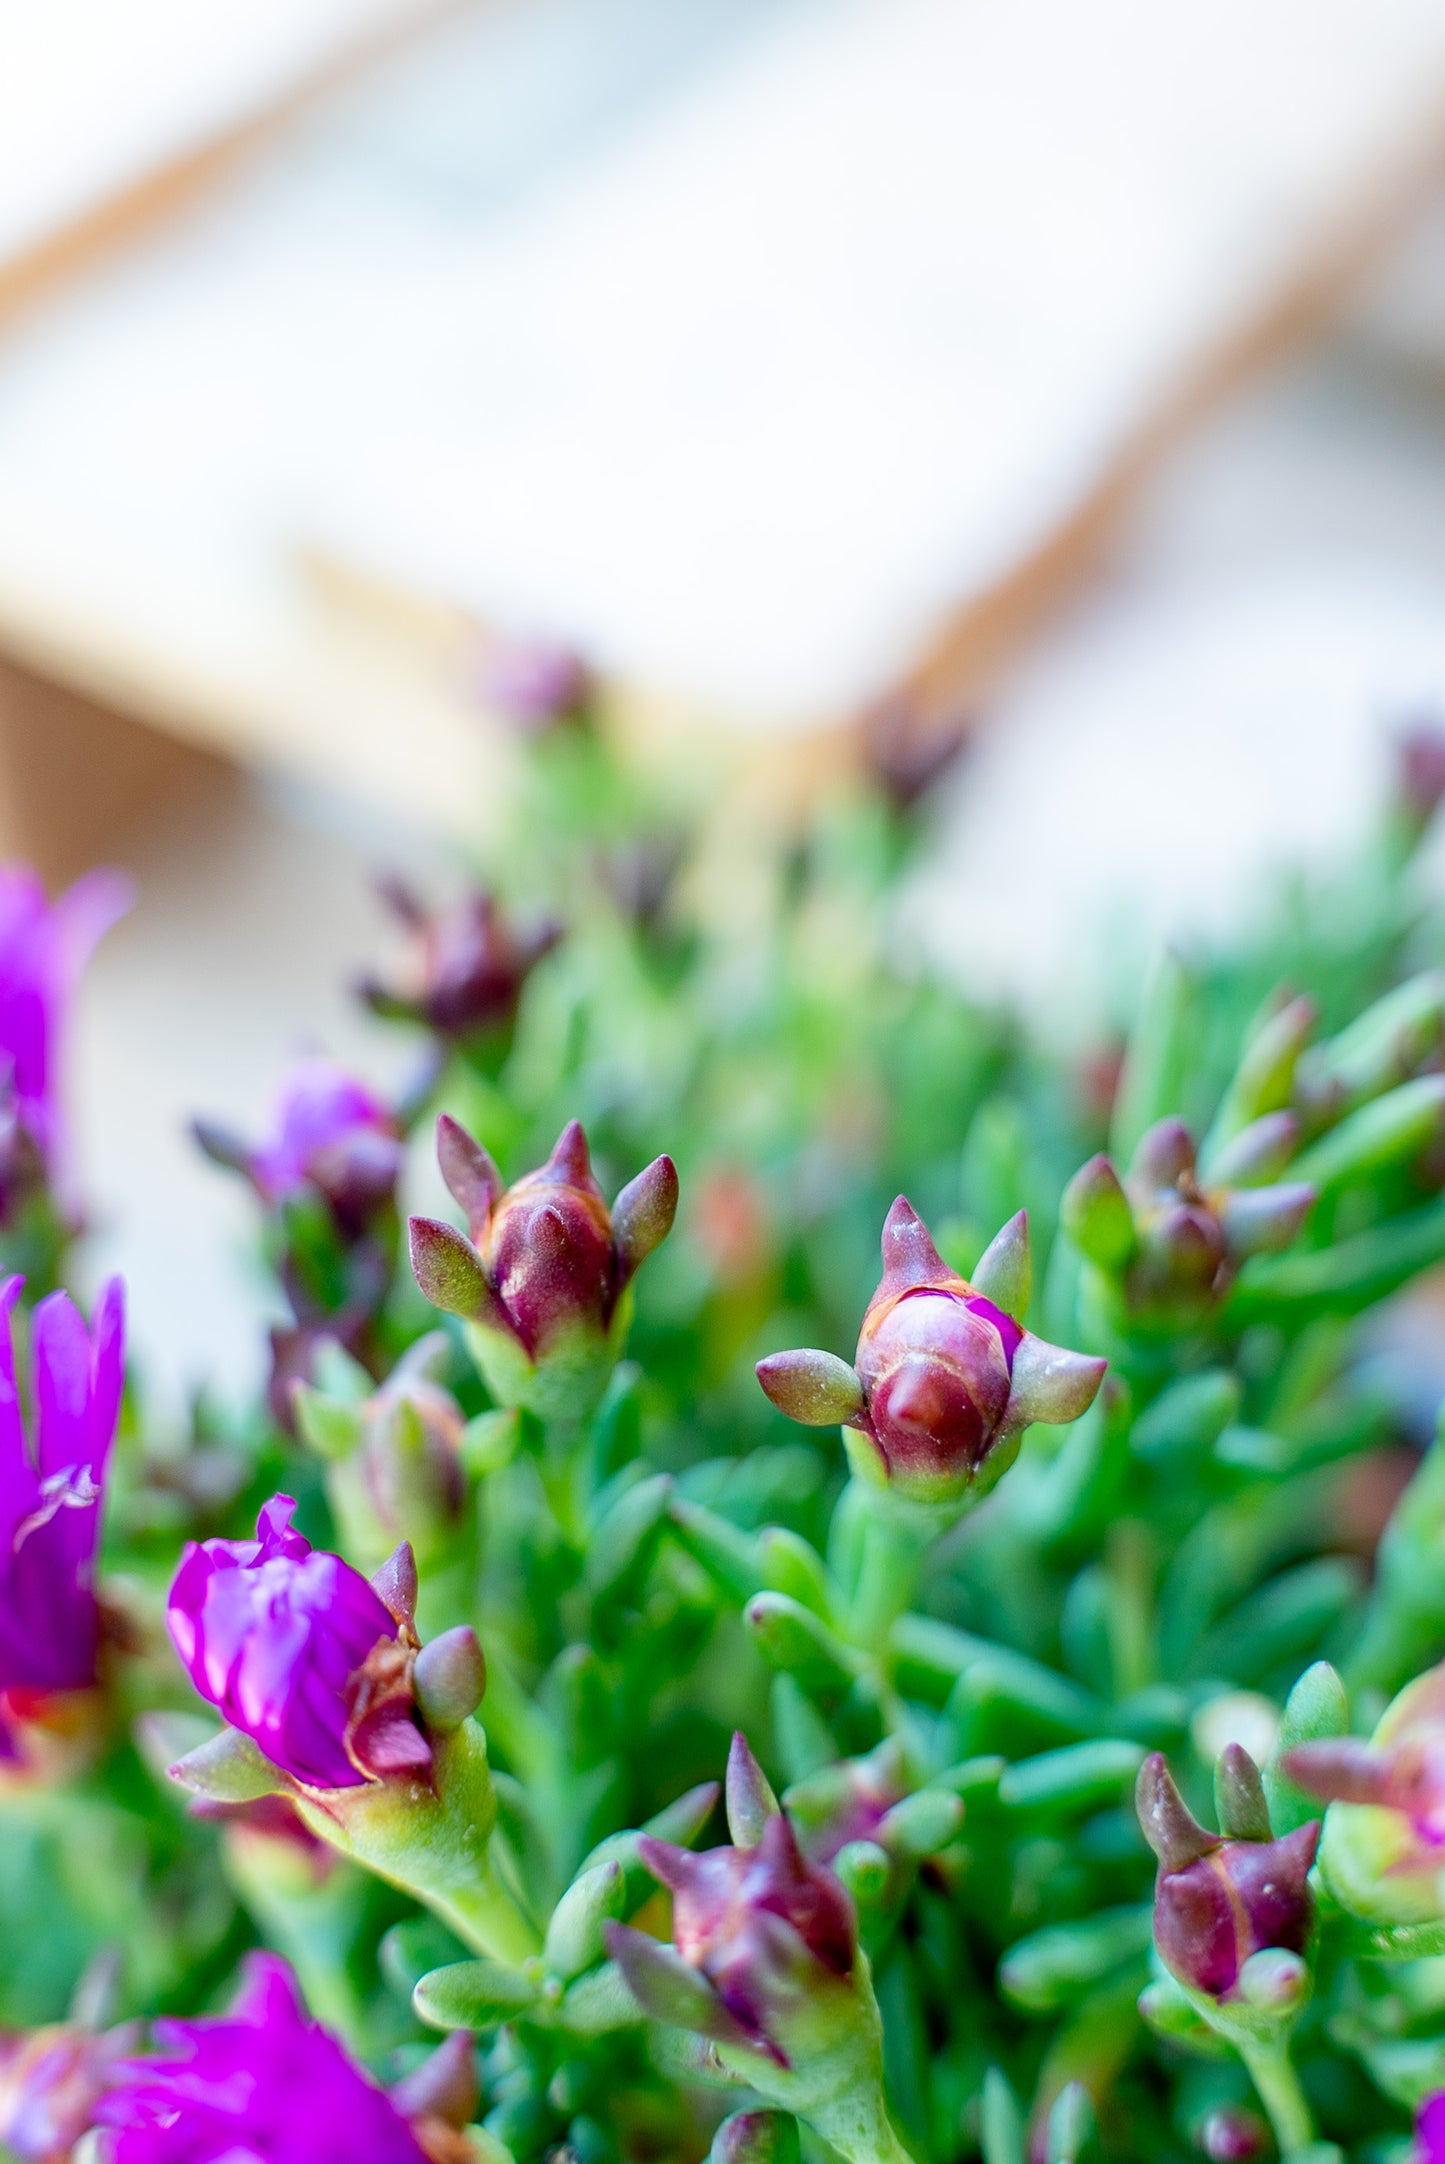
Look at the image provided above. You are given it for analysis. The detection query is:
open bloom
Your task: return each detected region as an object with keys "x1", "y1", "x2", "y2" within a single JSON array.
[
  {"x1": 167, "y1": 1496, "x2": 430, "y2": 1790},
  {"x1": 409, "y1": 1117, "x2": 677, "y2": 1417},
  {"x1": 1287, "y1": 1658, "x2": 1445, "y2": 1926},
  {"x1": 1418, "y1": 2089, "x2": 1445, "y2": 2164},
  {"x1": 1137, "y1": 1750, "x2": 1318, "y2": 2002},
  {"x1": 757, "y1": 1199, "x2": 1104, "y2": 1507},
  {"x1": 0, "y1": 865, "x2": 131, "y2": 1197},
  {"x1": 360, "y1": 880, "x2": 558, "y2": 1045},
  {"x1": 96, "y1": 1953, "x2": 458, "y2": 2164},
  {"x1": 0, "y1": 1273, "x2": 124, "y2": 1709}
]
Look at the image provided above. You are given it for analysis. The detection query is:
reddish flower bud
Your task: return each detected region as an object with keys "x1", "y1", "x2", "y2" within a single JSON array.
[
  {"x1": 410, "y1": 1118, "x2": 677, "y2": 1418},
  {"x1": 1063, "y1": 1118, "x2": 1313, "y2": 1330},
  {"x1": 757, "y1": 1200, "x2": 1103, "y2": 1507},
  {"x1": 361, "y1": 879, "x2": 559, "y2": 1047},
  {"x1": 1137, "y1": 1752, "x2": 1318, "y2": 2003},
  {"x1": 611, "y1": 1807, "x2": 857, "y2": 2067}
]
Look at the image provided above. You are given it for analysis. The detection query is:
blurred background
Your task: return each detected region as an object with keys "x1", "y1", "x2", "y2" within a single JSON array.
[{"x1": 5, "y1": 0, "x2": 1445, "y2": 1404}]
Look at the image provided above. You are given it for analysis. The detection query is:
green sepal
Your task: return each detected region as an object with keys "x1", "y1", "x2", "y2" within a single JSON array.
[
  {"x1": 1264, "y1": 1661, "x2": 1349, "y2": 1835},
  {"x1": 166, "y1": 1724, "x2": 283, "y2": 1804}
]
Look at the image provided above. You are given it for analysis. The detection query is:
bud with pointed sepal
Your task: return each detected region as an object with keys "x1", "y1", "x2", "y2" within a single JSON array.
[
  {"x1": 1064, "y1": 1118, "x2": 1313, "y2": 1332},
  {"x1": 1137, "y1": 1749, "x2": 1318, "y2": 2014},
  {"x1": 1287, "y1": 1657, "x2": 1445, "y2": 1928},
  {"x1": 757, "y1": 1200, "x2": 1104, "y2": 1512},
  {"x1": 410, "y1": 1117, "x2": 678, "y2": 1422},
  {"x1": 605, "y1": 1735, "x2": 913, "y2": 2164},
  {"x1": 359, "y1": 877, "x2": 559, "y2": 1056}
]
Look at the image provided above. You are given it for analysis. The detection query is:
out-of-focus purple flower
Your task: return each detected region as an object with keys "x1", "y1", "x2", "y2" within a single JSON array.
[
  {"x1": 409, "y1": 1117, "x2": 677, "y2": 1416},
  {"x1": 480, "y1": 636, "x2": 593, "y2": 732},
  {"x1": 96, "y1": 1953, "x2": 432, "y2": 2164},
  {"x1": 757, "y1": 1200, "x2": 1104, "y2": 1508},
  {"x1": 0, "y1": 2015, "x2": 135, "y2": 2160},
  {"x1": 1137, "y1": 1751, "x2": 1318, "y2": 2003},
  {"x1": 0, "y1": 865, "x2": 131, "y2": 1194},
  {"x1": 167, "y1": 1496, "x2": 429, "y2": 1790},
  {"x1": 360, "y1": 880, "x2": 559, "y2": 1047},
  {"x1": 1395, "y1": 719, "x2": 1445, "y2": 845},
  {"x1": 1418, "y1": 2089, "x2": 1445, "y2": 2164},
  {"x1": 0, "y1": 1273, "x2": 123, "y2": 1709},
  {"x1": 860, "y1": 693, "x2": 973, "y2": 815},
  {"x1": 198, "y1": 1060, "x2": 402, "y2": 1235}
]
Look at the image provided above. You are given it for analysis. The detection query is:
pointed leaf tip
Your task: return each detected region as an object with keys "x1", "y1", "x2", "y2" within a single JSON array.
[
  {"x1": 1136, "y1": 1753, "x2": 1215, "y2": 1872},
  {"x1": 726, "y1": 1731, "x2": 780, "y2": 1847},
  {"x1": 545, "y1": 1118, "x2": 594, "y2": 1188},
  {"x1": 613, "y1": 1154, "x2": 680, "y2": 1281},
  {"x1": 755, "y1": 1348, "x2": 864, "y2": 1428},
  {"x1": 1060, "y1": 1154, "x2": 1136, "y2": 1270},
  {"x1": 879, "y1": 1195, "x2": 952, "y2": 1290},
  {"x1": 436, "y1": 1115, "x2": 502, "y2": 1235},
  {"x1": 408, "y1": 1216, "x2": 497, "y2": 1323},
  {"x1": 971, "y1": 1209, "x2": 1031, "y2": 1318},
  {"x1": 1005, "y1": 1335, "x2": 1107, "y2": 1430},
  {"x1": 1214, "y1": 1743, "x2": 1271, "y2": 1841}
]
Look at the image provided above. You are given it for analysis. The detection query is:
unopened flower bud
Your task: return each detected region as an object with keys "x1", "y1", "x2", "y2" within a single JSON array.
[
  {"x1": 1288, "y1": 1658, "x2": 1445, "y2": 1925},
  {"x1": 1064, "y1": 1118, "x2": 1313, "y2": 1330},
  {"x1": 758, "y1": 1200, "x2": 1104, "y2": 1510},
  {"x1": 199, "y1": 1059, "x2": 403, "y2": 1238},
  {"x1": 1137, "y1": 1751, "x2": 1318, "y2": 2004},
  {"x1": 1199, "y1": 2106, "x2": 1270, "y2": 2161},
  {"x1": 360, "y1": 878, "x2": 559, "y2": 1048},
  {"x1": 294, "y1": 1337, "x2": 467, "y2": 1577},
  {"x1": 410, "y1": 1118, "x2": 678, "y2": 1420}
]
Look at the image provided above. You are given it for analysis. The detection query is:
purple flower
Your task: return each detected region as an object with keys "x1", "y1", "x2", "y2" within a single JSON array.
[
  {"x1": 757, "y1": 1200, "x2": 1104, "y2": 1507},
  {"x1": 243, "y1": 1060, "x2": 401, "y2": 1231},
  {"x1": 1137, "y1": 1750, "x2": 1318, "y2": 2003},
  {"x1": 167, "y1": 1497, "x2": 429, "y2": 1791},
  {"x1": 0, "y1": 865, "x2": 131, "y2": 1193},
  {"x1": 1418, "y1": 2090, "x2": 1445, "y2": 2164},
  {"x1": 95, "y1": 1953, "x2": 431, "y2": 2164},
  {"x1": 0, "y1": 1273, "x2": 124, "y2": 1703},
  {"x1": 409, "y1": 1118, "x2": 677, "y2": 1415},
  {"x1": 360, "y1": 880, "x2": 559, "y2": 1045},
  {"x1": 480, "y1": 636, "x2": 593, "y2": 731}
]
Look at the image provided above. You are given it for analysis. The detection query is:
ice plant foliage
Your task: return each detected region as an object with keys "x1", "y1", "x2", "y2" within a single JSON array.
[
  {"x1": 12, "y1": 734, "x2": 1445, "y2": 2164},
  {"x1": 167, "y1": 1496, "x2": 427, "y2": 1790},
  {"x1": 0, "y1": 1273, "x2": 123, "y2": 1712},
  {"x1": 757, "y1": 1199, "x2": 1103, "y2": 1508}
]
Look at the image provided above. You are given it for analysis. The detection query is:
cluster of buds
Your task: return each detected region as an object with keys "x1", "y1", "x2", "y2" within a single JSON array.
[
  {"x1": 409, "y1": 1117, "x2": 677, "y2": 1423},
  {"x1": 0, "y1": 867, "x2": 131, "y2": 1281},
  {"x1": 1287, "y1": 1658, "x2": 1445, "y2": 1927},
  {"x1": 359, "y1": 878, "x2": 559, "y2": 1056},
  {"x1": 0, "y1": 1273, "x2": 124, "y2": 1774},
  {"x1": 606, "y1": 1736, "x2": 911, "y2": 2164},
  {"x1": 165, "y1": 1500, "x2": 530, "y2": 1965},
  {"x1": 1137, "y1": 1748, "x2": 1318, "y2": 2016},
  {"x1": 293, "y1": 1334, "x2": 468, "y2": 1582},
  {"x1": 1063, "y1": 1116, "x2": 1314, "y2": 1332},
  {"x1": 94, "y1": 1953, "x2": 479, "y2": 2164},
  {"x1": 195, "y1": 1059, "x2": 404, "y2": 1416},
  {"x1": 757, "y1": 1199, "x2": 1104, "y2": 1514}
]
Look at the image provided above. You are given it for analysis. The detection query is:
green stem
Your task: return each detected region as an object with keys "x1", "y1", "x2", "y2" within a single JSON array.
[
  {"x1": 847, "y1": 1508, "x2": 932, "y2": 1651},
  {"x1": 1239, "y1": 2035, "x2": 1314, "y2": 2158}
]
